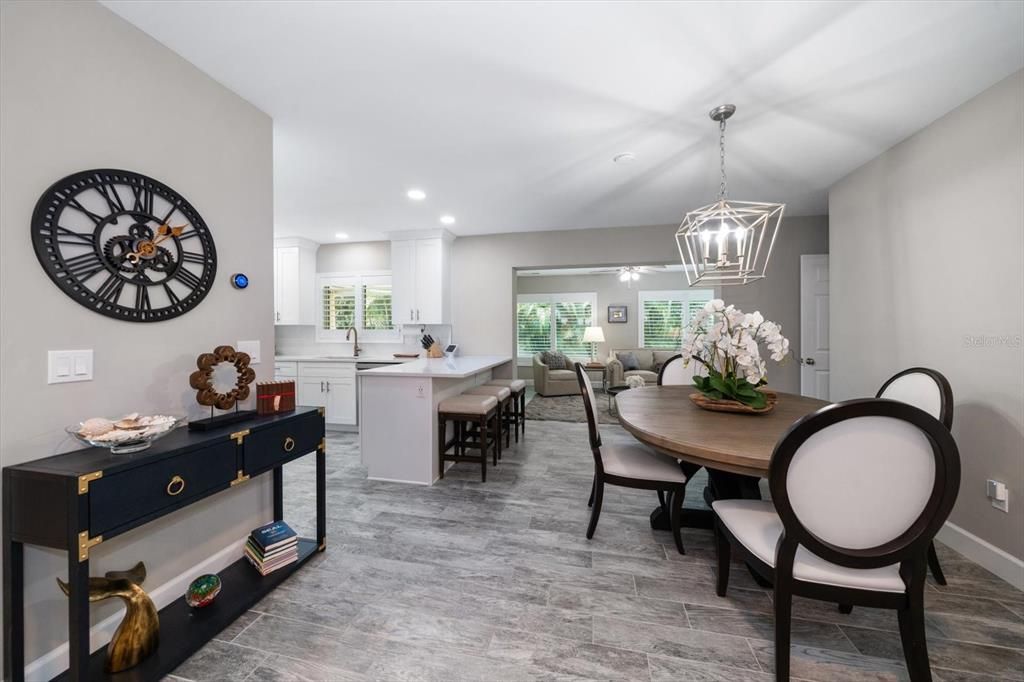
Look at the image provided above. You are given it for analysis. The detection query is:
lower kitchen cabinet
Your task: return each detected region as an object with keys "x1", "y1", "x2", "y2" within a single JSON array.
[{"x1": 296, "y1": 362, "x2": 356, "y2": 426}]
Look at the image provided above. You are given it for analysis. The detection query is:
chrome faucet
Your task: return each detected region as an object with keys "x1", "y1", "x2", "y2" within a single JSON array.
[{"x1": 345, "y1": 326, "x2": 361, "y2": 357}]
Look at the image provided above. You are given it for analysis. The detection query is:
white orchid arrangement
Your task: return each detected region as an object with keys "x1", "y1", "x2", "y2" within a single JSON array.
[{"x1": 682, "y1": 299, "x2": 790, "y2": 409}]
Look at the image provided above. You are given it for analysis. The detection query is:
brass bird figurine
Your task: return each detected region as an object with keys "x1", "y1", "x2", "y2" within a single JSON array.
[{"x1": 57, "y1": 561, "x2": 159, "y2": 673}]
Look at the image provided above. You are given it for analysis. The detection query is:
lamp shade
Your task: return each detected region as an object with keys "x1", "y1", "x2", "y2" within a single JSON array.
[{"x1": 582, "y1": 326, "x2": 605, "y2": 343}]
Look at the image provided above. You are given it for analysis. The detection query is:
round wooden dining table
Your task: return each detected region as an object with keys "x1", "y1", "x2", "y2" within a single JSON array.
[{"x1": 615, "y1": 385, "x2": 830, "y2": 479}]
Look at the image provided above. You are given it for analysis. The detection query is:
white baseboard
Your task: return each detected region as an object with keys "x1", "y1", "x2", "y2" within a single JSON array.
[
  {"x1": 25, "y1": 539, "x2": 248, "y2": 681},
  {"x1": 936, "y1": 521, "x2": 1024, "y2": 590}
]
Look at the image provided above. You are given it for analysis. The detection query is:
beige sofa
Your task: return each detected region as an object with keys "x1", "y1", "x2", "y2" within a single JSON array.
[
  {"x1": 607, "y1": 349, "x2": 679, "y2": 387},
  {"x1": 533, "y1": 353, "x2": 579, "y2": 396}
]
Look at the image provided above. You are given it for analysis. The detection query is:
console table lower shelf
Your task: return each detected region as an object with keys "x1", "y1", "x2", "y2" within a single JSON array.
[{"x1": 54, "y1": 538, "x2": 318, "y2": 682}]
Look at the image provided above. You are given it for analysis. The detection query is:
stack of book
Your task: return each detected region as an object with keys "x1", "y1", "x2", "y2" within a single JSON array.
[{"x1": 244, "y1": 521, "x2": 298, "y2": 576}]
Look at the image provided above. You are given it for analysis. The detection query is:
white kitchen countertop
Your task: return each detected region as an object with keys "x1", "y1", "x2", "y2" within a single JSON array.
[
  {"x1": 274, "y1": 355, "x2": 417, "y2": 364},
  {"x1": 357, "y1": 355, "x2": 512, "y2": 378}
]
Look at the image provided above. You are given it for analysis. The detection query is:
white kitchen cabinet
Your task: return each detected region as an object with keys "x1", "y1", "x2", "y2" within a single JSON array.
[
  {"x1": 274, "y1": 238, "x2": 318, "y2": 325},
  {"x1": 297, "y1": 362, "x2": 356, "y2": 426},
  {"x1": 390, "y1": 235, "x2": 451, "y2": 325}
]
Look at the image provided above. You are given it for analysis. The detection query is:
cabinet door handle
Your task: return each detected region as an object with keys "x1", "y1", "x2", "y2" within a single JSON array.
[
  {"x1": 416, "y1": 309, "x2": 420, "y2": 321},
  {"x1": 283, "y1": 436, "x2": 296, "y2": 452},
  {"x1": 166, "y1": 475, "x2": 186, "y2": 496},
  {"x1": 320, "y1": 381, "x2": 324, "y2": 392},
  {"x1": 326, "y1": 381, "x2": 331, "y2": 392},
  {"x1": 410, "y1": 309, "x2": 414, "y2": 321},
  {"x1": 276, "y1": 311, "x2": 280, "y2": 322}
]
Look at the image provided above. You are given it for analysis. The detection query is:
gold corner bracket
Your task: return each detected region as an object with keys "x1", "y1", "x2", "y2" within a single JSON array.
[
  {"x1": 230, "y1": 470, "x2": 251, "y2": 487},
  {"x1": 318, "y1": 539, "x2": 326, "y2": 552},
  {"x1": 317, "y1": 407, "x2": 325, "y2": 417},
  {"x1": 318, "y1": 437, "x2": 326, "y2": 454},
  {"x1": 230, "y1": 428, "x2": 250, "y2": 445},
  {"x1": 78, "y1": 471, "x2": 103, "y2": 495},
  {"x1": 78, "y1": 531, "x2": 103, "y2": 562}
]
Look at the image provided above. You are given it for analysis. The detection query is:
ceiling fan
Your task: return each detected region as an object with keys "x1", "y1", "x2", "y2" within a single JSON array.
[{"x1": 617, "y1": 266, "x2": 651, "y2": 287}]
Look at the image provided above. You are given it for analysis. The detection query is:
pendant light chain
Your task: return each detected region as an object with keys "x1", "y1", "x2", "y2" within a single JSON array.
[{"x1": 718, "y1": 118, "x2": 728, "y2": 201}]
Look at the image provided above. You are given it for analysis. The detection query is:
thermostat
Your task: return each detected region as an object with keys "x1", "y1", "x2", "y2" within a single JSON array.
[{"x1": 230, "y1": 273, "x2": 249, "y2": 289}]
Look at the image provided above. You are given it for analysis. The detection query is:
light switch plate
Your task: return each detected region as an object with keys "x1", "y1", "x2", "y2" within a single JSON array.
[
  {"x1": 237, "y1": 340, "x2": 261, "y2": 364},
  {"x1": 48, "y1": 350, "x2": 93, "y2": 384}
]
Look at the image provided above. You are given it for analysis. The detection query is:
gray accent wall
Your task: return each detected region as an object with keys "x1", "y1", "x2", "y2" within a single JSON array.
[
  {"x1": 829, "y1": 70, "x2": 1023, "y2": 559},
  {"x1": 453, "y1": 216, "x2": 828, "y2": 394},
  {"x1": 1, "y1": 0, "x2": 274, "y2": 664}
]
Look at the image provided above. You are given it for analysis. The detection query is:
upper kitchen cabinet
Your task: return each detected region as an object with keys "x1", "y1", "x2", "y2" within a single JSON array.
[
  {"x1": 274, "y1": 237, "x2": 318, "y2": 325},
  {"x1": 390, "y1": 233, "x2": 452, "y2": 325}
]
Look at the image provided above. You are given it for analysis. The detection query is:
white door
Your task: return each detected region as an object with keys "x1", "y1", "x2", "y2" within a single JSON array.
[
  {"x1": 273, "y1": 247, "x2": 281, "y2": 323},
  {"x1": 275, "y1": 246, "x2": 300, "y2": 324},
  {"x1": 390, "y1": 239, "x2": 416, "y2": 326},
  {"x1": 414, "y1": 238, "x2": 443, "y2": 324},
  {"x1": 800, "y1": 254, "x2": 830, "y2": 399}
]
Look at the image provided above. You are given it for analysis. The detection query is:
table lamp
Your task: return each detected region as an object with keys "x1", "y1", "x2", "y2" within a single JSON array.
[{"x1": 582, "y1": 326, "x2": 605, "y2": 364}]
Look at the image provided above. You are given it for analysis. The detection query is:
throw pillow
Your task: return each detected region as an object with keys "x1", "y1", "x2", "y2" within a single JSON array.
[
  {"x1": 541, "y1": 350, "x2": 566, "y2": 369},
  {"x1": 616, "y1": 352, "x2": 640, "y2": 371},
  {"x1": 553, "y1": 351, "x2": 572, "y2": 369}
]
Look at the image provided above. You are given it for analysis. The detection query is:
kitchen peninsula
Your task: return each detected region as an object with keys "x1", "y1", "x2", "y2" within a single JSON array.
[{"x1": 358, "y1": 355, "x2": 512, "y2": 484}]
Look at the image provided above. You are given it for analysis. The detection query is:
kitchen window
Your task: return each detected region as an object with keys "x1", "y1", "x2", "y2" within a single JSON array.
[{"x1": 317, "y1": 273, "x2": 398, "y2": 342}]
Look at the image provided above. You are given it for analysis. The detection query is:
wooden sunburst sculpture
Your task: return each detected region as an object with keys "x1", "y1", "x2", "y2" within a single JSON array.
[{"x1": 189, "y1": 345, "x2": 256, "y2": 410}]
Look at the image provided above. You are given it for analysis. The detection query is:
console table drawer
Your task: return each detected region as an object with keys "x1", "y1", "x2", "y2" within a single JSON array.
[
  {"x1": 244, "y1": 412, "x2": 322, "y2": 475},
  {"x1": 89, "y1": 440, "x2": 237, "y2": 536}
]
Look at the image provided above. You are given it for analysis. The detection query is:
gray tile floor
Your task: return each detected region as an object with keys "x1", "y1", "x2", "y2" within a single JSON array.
[{"x1": 169, "y1": 419, "x2": 1024, "y2": 681}]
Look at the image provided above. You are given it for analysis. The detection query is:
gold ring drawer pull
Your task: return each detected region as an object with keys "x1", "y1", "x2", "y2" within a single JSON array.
[
  {"x1": 283, "y1": 436, "x2": 296, "y2": 452},
  {"x1": 166, "y1": 475, "x2": 186, "y2": 496}
]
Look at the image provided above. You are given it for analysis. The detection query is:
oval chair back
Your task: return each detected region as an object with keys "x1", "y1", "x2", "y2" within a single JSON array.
[
  {"x1": 657, "y1": 354, "x2": 694, "y2": 386},
  {"x1": 768, "y1": 399, "x2": 960, "y2": 572},
  {"x1": 574, "y1": 363, "x2": 602, "y2": 456},
  {"x1": 877, "y1": 367, "x2": 953, "y2": 430}
]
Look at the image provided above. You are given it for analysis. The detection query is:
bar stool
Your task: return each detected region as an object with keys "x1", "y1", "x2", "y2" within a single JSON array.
[
  {"x1": 464, "y1": 385, "x2": 513, "y2": 454},
  {"x1": 438, "y1": 394, "x2": 499, "y2": 482},
  {"x1": 486, "y1": 378, "x2": 527, "y2": 443}
]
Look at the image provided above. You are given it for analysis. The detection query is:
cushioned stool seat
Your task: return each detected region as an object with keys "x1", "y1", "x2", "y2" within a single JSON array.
[
  {"x1": 438, "y1": 395, "x2": 497, "y2": 414},
  {"x1": 438, "y1": 395, "x2": 500, "y2": 482},
  {"x1": 464, "y1": 386, "x2": 512, "y2": 455},
  {"x1": 464, "y1": 385, "x2": 511, "y2": 401},
  {"x1": 485, "y1": 379, "x2": 527, "y2": 443},
  {"x1": 712, "y1": 499, "x2": 905, "y2": 593},
  {"x1": 486, "y1": 379, "x2": 527, "y2": 392}
]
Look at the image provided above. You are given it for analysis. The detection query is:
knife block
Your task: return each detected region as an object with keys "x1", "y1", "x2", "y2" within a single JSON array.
[{"x1": 427, "y1": 343, "x2": 445, "y2": 358}]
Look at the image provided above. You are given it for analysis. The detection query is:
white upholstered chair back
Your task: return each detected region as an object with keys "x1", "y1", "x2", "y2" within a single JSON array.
[
  {"x1": 879, "y1": 373, "x2": 943, "y2": 421},
  {"x1": 784, "y1": 416, "x2": 936, "y2": 550},
  {"x1": 658, "y1": 355, "x2": 694, "y2": 386}
]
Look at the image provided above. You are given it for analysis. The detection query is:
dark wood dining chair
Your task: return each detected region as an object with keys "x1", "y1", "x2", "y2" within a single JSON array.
[
  {"x1": 713, "y1": 399, "x2": 960, "y2": 681},
  {"x1": 877, "y1": 367, "x2": 954, "y2": 585},
  {"x1": 575, "y1": 362, "x2": 691, "y2": 554}
]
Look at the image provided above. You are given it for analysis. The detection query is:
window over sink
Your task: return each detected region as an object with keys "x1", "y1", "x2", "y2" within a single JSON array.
[{"x1": 317, "y1": 273, "x2": 399, "y2": 342}]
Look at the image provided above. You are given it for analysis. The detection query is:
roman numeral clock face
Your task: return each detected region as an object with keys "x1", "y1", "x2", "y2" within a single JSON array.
[{"x1": 31, "y1": 170, "x2": 217, "y2": 321}]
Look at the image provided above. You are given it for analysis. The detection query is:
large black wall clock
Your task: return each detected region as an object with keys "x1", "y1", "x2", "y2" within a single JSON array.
[{"x1": 31, "y1": 169, "x2": 217, "y2": 322}]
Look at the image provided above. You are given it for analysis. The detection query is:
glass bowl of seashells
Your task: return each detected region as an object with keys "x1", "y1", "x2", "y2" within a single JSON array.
[{"x1": 67, "y1": 413, "x2": 186, "y2": 454}]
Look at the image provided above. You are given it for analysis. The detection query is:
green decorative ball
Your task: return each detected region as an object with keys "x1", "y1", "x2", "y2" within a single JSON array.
[{"x1": 186, "y1": 574, "x2": 221, "y2": 608}]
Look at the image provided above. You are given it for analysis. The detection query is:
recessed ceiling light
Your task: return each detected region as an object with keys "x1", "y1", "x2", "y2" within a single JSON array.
[
  {"x1": 613, "y1": 152, "x2": 636, "y2": 164},
  {"x1": 335, "y1": 232, "x2": 349, "y2": 239},
  {"x1": 439, "y1": 215, "x2": 455, "y2": 225},
  {"x1": 406, "y1": 188, "x2": 426, "y2": 201}
]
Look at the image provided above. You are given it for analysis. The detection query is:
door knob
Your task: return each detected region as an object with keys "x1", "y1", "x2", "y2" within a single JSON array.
[{"x1": 804, "y1": 358, "x2": 816, "y2": 366}]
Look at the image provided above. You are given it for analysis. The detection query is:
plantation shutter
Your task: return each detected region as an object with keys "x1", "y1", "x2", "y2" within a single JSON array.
[
  {"x1": 555, "y1": 301, "x2": 592, "y2": 356},
  {"x1": 362, "y1": 281, "x2": 393, "y2": 330},
  {"x1": 322, "y1": 282, "x2": 356, "y2": 330},
  {"x1": 517, "y1": 302, "x2": 551, "y2": 356},
  {"x1": 641, "y1": 298, "x2": 684, "y2": 349}
]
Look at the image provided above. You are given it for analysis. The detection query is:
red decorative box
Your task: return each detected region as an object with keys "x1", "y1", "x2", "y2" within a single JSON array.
[{"x1": 256, "y1": 380, "x2": 296, "y2": 415}]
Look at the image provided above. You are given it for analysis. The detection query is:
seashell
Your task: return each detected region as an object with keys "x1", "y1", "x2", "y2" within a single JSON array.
[
  {"x1": 79, "y1": 418, "x2": 114, "y2": 437},
  {"x1": 235, "y1": 384, "x2": 250, "y2": 401},
  {"x1": 189, "y1": 370, "x2": 212, "y2": 390},
  {"x1": 214, "y1": 345, "x2": 236, "y2": 362},
  {"x1": 238, "y1": 367, "x2": 256, "y2": 385},
  {"x1": 196, "y1": 388, "x2": 218, "y2": 407},
  {"x1": 115, "y1": 418, "x2": 144, "y2": 430},
  {"x1": 233, "y1": 352, "x2": 251, "y2": 368},
  {"x1": 214, "y1": 393, "x2": 235, "y2": 411},
  {"x1": 196, "y1": 353, "x2": 218, "y2": 370},
  {"x1": 92, "y1": 430, "x2": 139, "y2": 443}
]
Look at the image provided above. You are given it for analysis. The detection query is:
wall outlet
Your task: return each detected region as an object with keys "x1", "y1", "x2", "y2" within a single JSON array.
[
  {"x1": 987, "y1": 479, "x2": 1009, "y2": 513},
  {"x1": 48, "y1": 350, "x2": 93, "y2": 384}
]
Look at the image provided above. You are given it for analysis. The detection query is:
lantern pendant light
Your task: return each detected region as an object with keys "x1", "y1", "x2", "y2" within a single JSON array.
[{"x1": 675, "y1": 105, "x2": 784, "y2": 286}]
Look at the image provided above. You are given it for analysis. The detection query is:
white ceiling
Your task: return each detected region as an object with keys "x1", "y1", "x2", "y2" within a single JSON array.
[{"x1": 102, "y1": 1, "x2": 1023, "y2": 244}]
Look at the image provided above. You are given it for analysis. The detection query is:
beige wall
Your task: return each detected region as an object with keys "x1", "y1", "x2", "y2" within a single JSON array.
[
  {"x1": 829, "y1": 70, "x2": 1023, "y2": 559},
  {"x1": 516, "y1": 271, "x2": 717, "y2": 359},
  {"x1": 0, "y1": 0, "x2": 274, "y2": 664},
  {"x1": 317, "y1": 240, "x2": 390, "y2": 272},
  {"x1": 454, "y1": 216, "x2": 828, "y2": 394}
]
